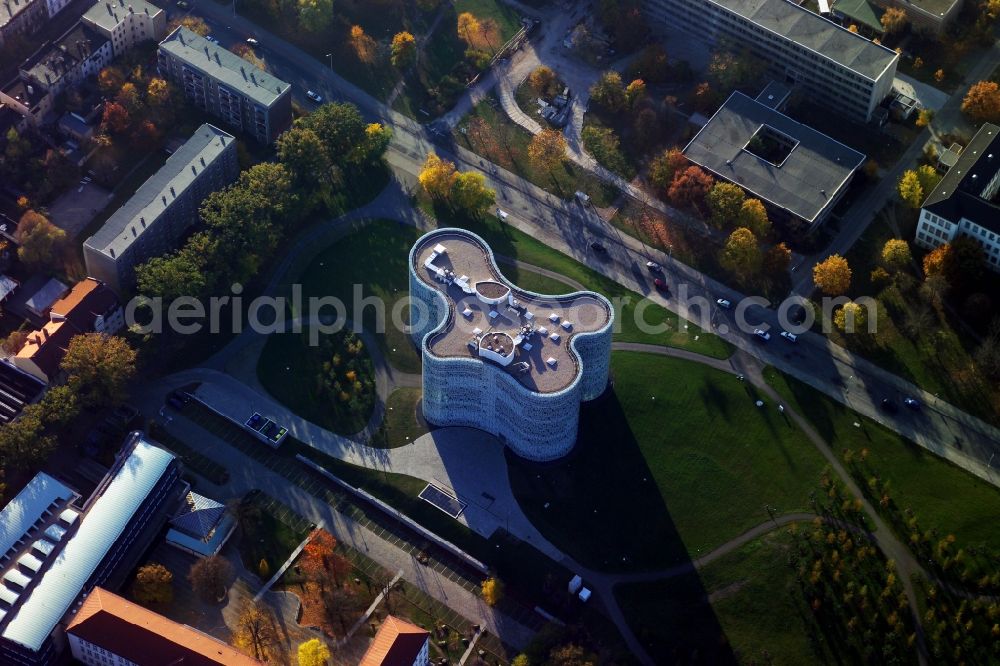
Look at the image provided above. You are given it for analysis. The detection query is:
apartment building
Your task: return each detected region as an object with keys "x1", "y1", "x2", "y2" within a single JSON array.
[
  {"x1": 915, "y1": 123, "x2": 1000, "y2": 272},
  {"x1": 83, "y1": 124, "x2": 239, "y2": 294},
  {"x1": 410, "y1": 229, "x2": 613, "y2": 461},
  {"x1": 66, "y1": 587, "x2": 262, "y2": 666},
  {"x1": 0, "y1": 434, "x2": 183, "y2": 665},
  {"x1": 683, "y1": 89, "x2": 866, "y2": 230},
  {"x1": 81, "y1": 0, "x2": 166, "y2": 57},
  {"x1": 643, "y1": 0, "x2": 899, "y2": 122},
  {"x1": 157, "y1": 26, "x2": 292, "y2": 143},
  {"x1": 0, "y1": 0, "x2": 46, "y2": 49},
  {"x1": 871, "y1": 0, "x2": 964, "y2": 35},
  {"x1": 18, "y1": 21, "x2": 112, "y2": 98}
]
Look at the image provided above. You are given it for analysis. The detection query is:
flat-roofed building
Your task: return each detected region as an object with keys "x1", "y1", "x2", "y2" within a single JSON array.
[
  {"x1": 915, "y1": 123, "x2": 1000, "y2": 272},
  {"x1": 683, "y1": 91, "x2": 866, "y2": 230},
  {"x1": 157, "y1": 26, "x2": 292, "y2": 143},
  {"x1": 81, "y1": 0, "x2": 166, "y2": 57},
  {"x1": 82, "y1": 124, "x2": 239, "y2": 294},
  {"x1": 872, "y1": 0, "x2": 964, "y2": 34},
  {"x1": 410, "y1": 229, "x2": 614, "y2": 461},
  {"x1": 643, "y1": 0, "x2": 898, "y2": 122},
  {"x1": 66, "y1": 587, "x2": 262, "y2": 666},
  {"x1": 0, "y1": 433, "x2": 183, "y2": 665}
]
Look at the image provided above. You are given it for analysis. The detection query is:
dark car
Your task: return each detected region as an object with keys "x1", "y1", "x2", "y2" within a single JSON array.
[
  {"x1": 904, "y1": 397, "x2": 921, "y2": 410},
  {"x1": 590, "y1": 242, "x2": 607, "y2": 253},
  {"x1": 880, "y1": 398, "x2": 898, "y2": 413},
  {"x1": 653, "y1": 278, "x2": 668, "y2": 292}
]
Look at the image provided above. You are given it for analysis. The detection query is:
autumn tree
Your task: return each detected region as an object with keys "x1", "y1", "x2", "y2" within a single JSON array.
[
  {"x1": 350, "y1": 25, "x2": 378, "y2": 64},
  {"x1": 962, "y1": 80, "x2": 1000, "y2": 122},
  {"x1": 708, "y1": 50, "x2": 766, "y2": 89},
  {"x1": 624, "y1": 78, "x2": 647, "y2": 108},
  {"x1": 15, "y1": 210, "x2": 66, "y2": 271},
  {"x1": 134, "y1": 563, "x2": 174, "y2": 605},
  {"x1": 170, "y1": 15, "x2": 210, "y2": 36},
  {"x1": 763, "y1": 242, "x2": 792, "y2": 276},
  {"x1": 482, "y1": 577, "x2": 504, "y2": 606},
  {"x1": 813, "y1": 254, "x2": 852, "y2": 296},
  {"x1": 147, "y1": 77, "x2": 170, "y2": 106},
  {"x1": 590, "y1": 71, "x2": 626, "y2": 112},
  {"x1": 529, "y1": 65, "x2": 559, "y2": 97},
  {"x1": 233, "y1": 599, "x2": 280, "y2": 661},
  {"x1": 834, "y1": 301, "x2": 868, "y2": 332},
  {"x1": 668, "y1": 165, "x2": 714, "y2": 210},
  {"x1": 706, "y1": 182, "x2": 745, "y2": 228},
  {"x1": 720, "y1": 227, "x2": 761, "y2": 280},
  {"x1": 2, "y1": 330, "x2": 28, "y2": 355},
  {"x1": 915, "y1": 164, "x2": 941, "y2": 195},
  {"x1": 692, "y1": 81, "x2": 720, "y2": 112},
  {"x1": 457, "y1": 12, "x2": 482, "y2": 47},
  {"x1": 881, "y1": 239, "x2": 913, "y2": 272},
  {"x1": 97, "y1": 66, "x2": 125, "y2": 95},
  {"x1": 923, "y1": 237, "x2": 986, "y2": 295},
  {"x1": 232, "y1": 43, "x2": 266, "y2": 70},
  {"x1": 897, "y1": 169, "x2": 924, "y2": 208},
  {"x1": 297, "y1": 0, "x2": 332, "y2": 32},
  {"x1": 418, "y1": 153, "x2": 457, "y2": 199},
  {"x1": 738, "y1": 198, "x2": 770, "y2": 237},
  {"x1": 450, "y1": 171, "x2": 496, "y2": 216},
  {"x1": 934, "y1": 68, "x2": 945, "y2": 83},
  {"x1": 298, "y1": 639, "x2": 331, "y2": 666},
  {"x1": 188, "y1": 555, "x2": 232, "y2": 602},
  {"x1": 915, "y1": 108, "x2": 934, "y2": 128},
  {"x1": 101, "y1": 101, "x2": 130, "y2": 134},
  {"x1": 390, "y1": 31, "x2": 416, "y2": 68},
  {"x1": 880, "y1": 7, "x2": 908, "y2": 34},
  {"x1": 528, "y1": 129, "x2": 568, "y2": 174},
  {"x1": 61, "y1": 333, "x2": 137, "y2": 407},
  {"x1": 116, "y1": 81, "x2": 141, "y2": 114},
  {"x1": 648, "y1": 147, "x2": 687, "y2": 191}
]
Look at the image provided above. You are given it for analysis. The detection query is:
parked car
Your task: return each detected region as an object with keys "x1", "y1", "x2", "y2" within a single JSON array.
[
  {"x1": 753, "y1": 328, "x2": 771, "y2": 342},
  {"x1": 177, "y1": 0, "x2": 189, "y2": 7},
  {"x1": 880, "y1": 398, "x2": 898, "y2": 413},
  {"x1": 653, "y1": 278, "x2": 668, "y2": 292},
  {"x1": 575, "y1": 191, "x2": 591, "y2": 204},
  {"x1": 646, "y1": 261, "x2": 662, "y2": 273},
  {"x1": 590, "y1": 241, "x2": 607, "y2": 253},
  {"x1": 716, "y1": 298, "x2": 732, "y2": 309},
  {"x1": 306, "y1": 90, "x2": 323, "y2": 103},
  {"x1": 904, "y1": 397, "x2": 921, "y2": 410},
  {"x1": 246, "y1": 37, "x2": 259, "y2": 46},
  {"x1": 780, "y1": 331, "x2": 797, "y2": 343},
  {"x1": 205, "y1": 35, "x2": 218, "y2": 43}
]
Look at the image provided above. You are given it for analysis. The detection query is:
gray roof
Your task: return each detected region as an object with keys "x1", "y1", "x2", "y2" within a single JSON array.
[
  {"x1": 0, "y1": 0, "x2": 39, "y2": 30},
  {"x1": 25, "y1": 278, "x2": 68, "y2": 315},
  {"x1": 169, "y1": 491, "x2": 225, "y2": 539},
  {"x1": 84, "y1": 124, "x2": 234, "y2": 259},
  {"x1": 711, "y1": 0, "x2": 898, "y2": 81},
  {"x1": 923, "y1": 123, "x2": 1000, "y2": 235},
  {"x1": 684, "y1": 91, "x2": 866, "y2": 223},
  {"x1": 159, "y1": 26, "x2": 291, "y2": 107},
  {"x1": 82, "y1": 0, "x2": 162, "y2": 32}
]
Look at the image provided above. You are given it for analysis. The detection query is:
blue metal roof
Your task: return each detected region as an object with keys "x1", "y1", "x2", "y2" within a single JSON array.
[
  {"x1": 1, "y1": 439, "x2": 175, "y2": 651},
  {"x1": 0, "y1": 473, "x2": 74, "y2": 562}
]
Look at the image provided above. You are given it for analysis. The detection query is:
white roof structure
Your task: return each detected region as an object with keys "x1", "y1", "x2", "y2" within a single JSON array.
[
  {"x1": 0, "y1": 473, "x2": 74, "y2": 563},
  {"x1": 1, "y1": 439, "x2": 176, "y2": 651}
]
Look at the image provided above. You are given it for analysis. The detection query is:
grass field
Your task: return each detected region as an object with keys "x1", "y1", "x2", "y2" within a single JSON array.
[
  {"x1": 507, "y1": 352, "x2": 827, "y2": 571},
  {"x1": 374, "y1": 388, "x2": 427, "y2": 448},
  {"x1": 257, "y1": 328, "x2": 375, "y2": 435},
  {"x1": 454, "y1": 97, "x2": 620, "y2": 207},
  {"x1": 236, "y1": 492, "x2": 312, "y2": 575},
  {"x1": 765, "y1": 368, "x2": 1000, "y2": 552}
]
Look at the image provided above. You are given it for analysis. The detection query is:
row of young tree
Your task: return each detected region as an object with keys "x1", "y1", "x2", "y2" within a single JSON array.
[{"x1": 135, "y1": 102, "x2": 391, "y2": 301}]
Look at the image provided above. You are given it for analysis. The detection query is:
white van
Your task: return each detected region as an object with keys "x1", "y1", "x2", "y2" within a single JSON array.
[
  {"x1": 575, "y1": 191, "x2": 591, "y2": 204},
  {"x1": 496, "y1": 208, "x2": 509, "y2": 221}
]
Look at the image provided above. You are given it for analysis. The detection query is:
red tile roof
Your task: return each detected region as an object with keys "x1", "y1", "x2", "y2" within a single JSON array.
[
  {"x1": 50, "y1": 277, "x2": 119, "y2": 330},
  {"x1": 66, "y1": 587, "x2": 263, "y2": 666},
  {"x1": 14, "y1": 320, "x2": 76, "y2": 380},
  {"x1": 360, "y1": 615, "x2": 430, "y2": 666}
]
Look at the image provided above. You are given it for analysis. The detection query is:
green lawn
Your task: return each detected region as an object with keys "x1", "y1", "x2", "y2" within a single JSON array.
[
  {"x1": 506, "y1": 352, "x2": 827, "y2": 571},
  {"x1": 495, "y1": 259, "x2": 577, "y2": 294},
  {"x1": 372, "y1": 388, "x2": 427, "y2": 448},
  {"x1": 236, "y1": 492, "x2": 312, "y2": 575},
  {"x1": 425, "y1": 204, "x2": 734, "y2": 358},
  {"x1": 257, "y1": 328, "x2": 376, "y2": 436},
  {"x1": 454, "y1": 97, "x2": 620, "y2": 207},
  {"x1": 764, "y1": 368, "x2": 1000, "y2": 553}
]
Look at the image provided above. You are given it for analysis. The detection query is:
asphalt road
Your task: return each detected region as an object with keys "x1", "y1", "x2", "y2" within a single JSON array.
[{"x1": 180, "y1": 0, "x2": 1000, "y2": 488}]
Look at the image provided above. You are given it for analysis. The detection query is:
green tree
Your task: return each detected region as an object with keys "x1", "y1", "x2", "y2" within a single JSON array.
[
  {"x1": 298, "y1": 638, "x2": 331, "y2": 666},
  {"x1": 354, "y1": 122, "x2": 392, "y2": 164},
  {"x1": 276, "y1": 125, "x2": 334, "y2": 198},
  {"x1": 581, "y1": 125, "x2": 630, "y2": 176},
  {"x1": 16, "y1": 210, "x2": 66, "y2": 271},
  {"x1": 835, "y1": 301, "x2": 868, "y2": 332},
  {"x1": 297, "y1": 0, "x2": 332, "y2": 33},
  {"x1": 915, "y1": 164, "x2": 941, "y2": 195},
  {"x1": 38, "y1": 385, "x2": 79, "y2": 428},
  {"x1": 0, "y1": 405, "x2": 56, "y2": 471},
  {"x1": 881, "y1": 239, "x2": 913, "y2": 272},
  {"x1": 390, "y1": 31, "x2": 417, "y2": 68},
  {"x1": 60, "y1": 333, "x2": 138, "y2": 408},
  {"x1": 135, "y1": 247, "x2": 208, "y2": 300},
  {"x1": 450, "y1": 171, "x2": 496, "y2": 216},
  {"x1": 738, "y1": 198, "x2": 770, "y2": 237},
  {"x1": 708, "y1": 49, "x2": 765, "y2": 89},
  {"x1": 720, "y1": 227, "x2": 761, "y2": 280},
  {"x1": 897, "y1": 170, "x2": 924, "y2": 208},
  {"x1": 589, "y1": 71, "x2": 625, "y2": 112},
  {"x1": 134, "y1": 563, "x2": 174, "y2": 605},
  {"x1": 706, "y1": 182, "x2": 745, "y2": 228},
  {"x1": 297, "y1": 102, "x2": 371, "y2": 167}
]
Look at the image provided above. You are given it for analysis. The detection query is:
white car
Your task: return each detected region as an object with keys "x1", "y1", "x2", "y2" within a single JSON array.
[
  {"x1": 754, "y1": 328, "x2": 771, "y2": 342},
  {"x1": 246, "y1": 37, "x2": 259, "y2": 46},
  {"x1": 716, "y1": 298, "x2": 732, "y2": 309},
  {"x1": 306, "y1": 90, "x2": 323, "y2": 103},
  {"x1": 780, "y1": 331, "x2": 797, "y2": 343},
  {"x1": 646, "y1": 261, "x2": 662, "y2": 273},
  {"x1": 205, "y1": 35, "x2": 218, "y2": 43}
]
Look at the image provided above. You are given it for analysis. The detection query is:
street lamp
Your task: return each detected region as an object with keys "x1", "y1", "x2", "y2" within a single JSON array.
[{"x1": 326, "y1": 53, "x2": 333, "y2": 70}]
